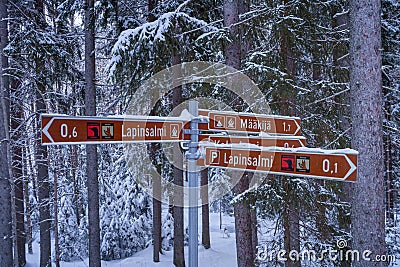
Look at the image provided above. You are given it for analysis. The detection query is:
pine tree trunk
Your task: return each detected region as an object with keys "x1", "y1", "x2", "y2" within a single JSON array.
[
  {"x1": 22, "y1": 147, "x2": 33, "y2": 254},
  {"x1": 172, "y1": 52, "x2": 185, "y2": 267},
  {"x1": 224, "y1": 1, "x2": 254, "y2": 266},
  {"x1": 153, "y1": 168, "x2": 162, "y2": 262},
  {"x1": 85, "y1": 0, "x2": 101, "y2": 265},
  {"x1": 332, "y1": 11, "x2": 352, "y2": 267},
  {"x1": 70, "y1": 145, "x2": 81, "y2": 226},
  {"x1": 33, "y1": 1, "x2": 52, "y2": 265},
  {"x1": 36, "y1": 79, "x2": 51, "y2": 267},
  {"x1": 232, "y1": 173, "x2": 253, "y2": 266},
  {"x1": 0, "y1": 0, "x2": 13, "y2": 264},
  {"x1": 350, "y1": 0, "x2": 386, "y2": 266},
  {"x1": 383, "y1": 86, "x2": 394, "y2": 225},
  {"x1": 53, "y1": 153, "x2": 60, "y2": 267},
  {"x1": 11, "y1": 84, "x2": 26, "y2": 266},
  {"x1": 280, "y1": 3, "x2": 300, "y2": 263},
  {"x1": 200, "y1": 169, "x2": 210, "y2": 249},
  {"x1": 146, "y1": 1, "x2": 162, "y2": 262}
]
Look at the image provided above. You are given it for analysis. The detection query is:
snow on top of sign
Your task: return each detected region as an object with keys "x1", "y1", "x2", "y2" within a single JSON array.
[
  {"x1": 199, "y1": 141, "x2": 358, "y2": 155},
  {"x1": 258, "y1": 131, "x2": 272, "y2": 137},
  {"x1": 256, "y1": 132, "x2": 306, "y2": 140},
  {"x1": 178, "y1": 109, "x2": 194, "y2": 120}
]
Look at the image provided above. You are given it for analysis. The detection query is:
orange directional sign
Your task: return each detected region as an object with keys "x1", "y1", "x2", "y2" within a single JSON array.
[
  {"x1": 41, "y1": 115, "x2": 186, "y2": 145},
  {"x1": 198, "y1": 109, "x2": 301, "y2": 135},
  {"x1": 200, "y1": 147, "x2": 358, "y2": 181},
  {"x1": 199, "y1": 135, "x2": 306, "y2": 148}
]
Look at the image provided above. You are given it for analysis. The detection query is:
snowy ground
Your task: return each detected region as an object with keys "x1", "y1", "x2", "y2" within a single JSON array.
[{"x1": 26, "y1": 212, "x2": 238, "y2": 267}]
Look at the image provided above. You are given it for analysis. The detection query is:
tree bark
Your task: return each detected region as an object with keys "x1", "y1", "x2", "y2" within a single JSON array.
[
  {"x1": 283, "y1": 179, "x2": 300, "y2": 267},
  {"x1": 53, "y1": 151, "x2": 60, "y2": 267},
  {"x1": 280, "y1": 2, "x2": 300, "y2": 264},
  {"x1": 172, "y1": 52, "x2": 185, "y2": 267},
  {"x1": 200, "y1": 169, "x2": 210, "y2": 249},
  {"x1": 383, "y1": 86, "x2": 394, "y2": 225},
  {"x1": 153, "y1": 165, "x2": 162, "y2": 262},
  {"x1": 350, "y1": 0, "x2": 386, "y2": 266},
  {"x1": 11, "y1": 80, "x2": 26, "y2": 266},
  {"x1": 0, "y1": 0, "x2": 13, "y2": 264},
  {"x1": 36, "y1": 74, "x2": 51, "y2": 267},
  {"x1": 85, "y1": 0, "x2": 101, "y2": 266},
  {"x1": 23, "y1": 146, "x2": 33, "y2": 254},
  {"x1": 232, "y1": 173, "x2": 253, "y2": 267},
  {"x1": 224, "y1": 1, "x2": 254, "y2": 266},
  {"x1": 34, "y1": 2, "x2": 52, "y2": 266},
  {"x1": 147, "y1": 1, "x2": 162, "y2": 262}
]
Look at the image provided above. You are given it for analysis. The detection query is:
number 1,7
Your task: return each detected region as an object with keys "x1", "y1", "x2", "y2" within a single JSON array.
[{"x1": 283, "y1": 122, "x2": 291, "y2": 132}]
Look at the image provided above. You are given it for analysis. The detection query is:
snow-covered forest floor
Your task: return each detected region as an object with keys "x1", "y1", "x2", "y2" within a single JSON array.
[{"x1": 26, "y1": 213, "x2": 238, "y2": 267}]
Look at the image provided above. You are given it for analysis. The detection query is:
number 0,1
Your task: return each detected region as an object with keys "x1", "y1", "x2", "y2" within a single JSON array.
[{"x1": 322, "y1": 159, "x2": 338, "y2": 173}]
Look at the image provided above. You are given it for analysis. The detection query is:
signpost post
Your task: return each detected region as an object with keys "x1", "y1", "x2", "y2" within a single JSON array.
[{"x1": 186, "y1": 101, "x2": 199, "y2": 267}]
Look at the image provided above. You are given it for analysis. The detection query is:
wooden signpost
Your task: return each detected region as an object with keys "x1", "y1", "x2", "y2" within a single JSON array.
[{"x1": 200, "y1": 146, "x2": 358, "y2": 181}]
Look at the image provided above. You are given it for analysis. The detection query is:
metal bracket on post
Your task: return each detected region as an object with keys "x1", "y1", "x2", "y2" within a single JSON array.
[{"x1": 185, "y1": 100, "x2": 209, "y2": 267}]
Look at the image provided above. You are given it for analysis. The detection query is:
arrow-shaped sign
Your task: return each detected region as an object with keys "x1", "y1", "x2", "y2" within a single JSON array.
[
  {"x1": 199, "y1": 146, "x2": 358, "y2": 181},
  {"x1": 198, "y1": 109, "x2": 301, "y2": 135},
  {"x1": 41, "y1": 114, "x2": 187, "y2": 145}
]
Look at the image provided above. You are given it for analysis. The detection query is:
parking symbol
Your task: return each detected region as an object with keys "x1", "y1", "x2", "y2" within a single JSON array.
[{"x1": 210, "y1": 150, "x2": 220, "y2": 164}]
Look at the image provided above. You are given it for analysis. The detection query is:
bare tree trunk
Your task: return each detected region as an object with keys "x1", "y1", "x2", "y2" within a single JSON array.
[
  {"x1": 153, "y1": 164, "x2": 162, "y2": 262},
  {"x1": 232, "y1": 173, "x2": 254, "y2": 266},
  {"x1": 332, "y1": 10, "x2": 352, "y2": 267},
  {"x1": 280, "y1": 2, "x2": 300, "y2": 262},
  {"x1": 224, "y1": 1, "x2": 254, "y2": 266},
  {"x1": 36, "y1": 79, "x2": 51, "y2": 267},
  {"x1": 53, "y1": 150, "x2": 60, "y2": 267},
  {"x1": 32, "y1": 1, "x2": 52, "y2": 265},
  {"x1": 70, "y1": 145, "x2": 81, "y2": 226},
  {"x1": 0, "y1": 0, "x2": 13, "y2": 264},
  {"x1": 11, "y1": 82, "x2": 26, "y2": 266},
  {"x1": 85, "y1": 0, "x2": 100, "y2": 266},
  {"x1": 36, "y1": 81, "x2": 51, "y2": 267},
  {"x1": 146, "y1": 1, "x2": 162, "y2": 262},
  {"x1": 281, "y1": 177, "x2": 300, "y2": 267},
  {"x1": 172, "y1": 52, "x2": 185, "y2": 267},
  {"x1": 200, "y1": 169, "x2": 210, "y2": 249},
  {"x1": 22, "y1": 146, "x2": 33, "y2": 254},
  {"x1": 350, "y1": 0, "x2": 386, "y2": 266},
  {"x1": 383, "y1": 86, "x2": 394, "y2": 225}
]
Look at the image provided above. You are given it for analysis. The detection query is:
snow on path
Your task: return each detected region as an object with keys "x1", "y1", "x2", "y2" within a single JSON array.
[{"x1": 26, "y1": 213, "x2": 238, "y2": 267}]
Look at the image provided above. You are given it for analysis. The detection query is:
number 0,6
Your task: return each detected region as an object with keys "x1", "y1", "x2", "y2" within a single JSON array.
[{"x1": 60, "y1": 124, "x2": 77, "y2": 138}]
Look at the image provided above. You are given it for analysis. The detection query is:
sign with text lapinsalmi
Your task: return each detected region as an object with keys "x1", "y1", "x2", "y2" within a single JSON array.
[
  {"x1": 41, "y1": 115, "x2": 186, "y2": 145},
  {"x1": 198, "y1": 109, "x2": 301, "y2": 135},
  {"x1": 200, "y1": 147, "x2": 358, "y2": 181}
]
